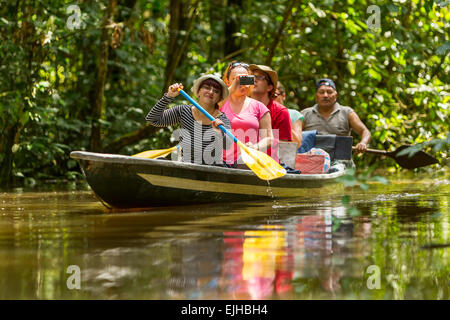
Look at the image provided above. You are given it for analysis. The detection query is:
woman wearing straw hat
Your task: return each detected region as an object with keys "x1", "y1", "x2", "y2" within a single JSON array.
[{"x1": 146, "y1": 74, "x2": 231, "y2": 166}]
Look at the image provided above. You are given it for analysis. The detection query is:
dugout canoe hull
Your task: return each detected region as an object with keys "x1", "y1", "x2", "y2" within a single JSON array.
[{"x1": 70, "y1": 151, "x2": 352, "y2": 210}]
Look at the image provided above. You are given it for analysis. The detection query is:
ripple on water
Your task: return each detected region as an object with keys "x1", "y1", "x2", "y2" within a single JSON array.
[{"x1": 0, "y1": 181, "x2": 448, "y2": 300}]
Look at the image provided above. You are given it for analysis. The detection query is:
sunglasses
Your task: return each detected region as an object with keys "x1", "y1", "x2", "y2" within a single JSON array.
[
  {"x1": 226, "y1": 61, "x2": 250, "y2": 78},
  {"x1": 200, "y1": 84, "x2": 221, "y2": 95},
  {"x1": 254, "y1": 75, "x2": 268, "y2": 81}
]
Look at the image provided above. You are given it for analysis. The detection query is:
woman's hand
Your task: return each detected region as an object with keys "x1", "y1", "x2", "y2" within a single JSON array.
[
  {"x1": 228, "y1": 76, "x2": 249, "y2": 95},
  {"x1": 245, "y1": 142, "x2": 259, "y2": 150},
  {"x1": 211, "y1": 119, "x2": 225, "y2": 133},
  {"x1": 227, "y1": 76, "x2": 239, "y2": 95},
  {"x1": 167, "y1": 83, "x2": 183, "y2": 98}
]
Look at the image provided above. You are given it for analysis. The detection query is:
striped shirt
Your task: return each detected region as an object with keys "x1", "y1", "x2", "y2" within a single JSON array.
[{"x1": 146, "y1": 94, "x2": 232, "y2": 165}]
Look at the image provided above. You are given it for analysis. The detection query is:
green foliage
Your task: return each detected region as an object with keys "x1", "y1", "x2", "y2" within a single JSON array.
[{"x1": 0, "y1": 0, "x2": 448, "y2": 186}]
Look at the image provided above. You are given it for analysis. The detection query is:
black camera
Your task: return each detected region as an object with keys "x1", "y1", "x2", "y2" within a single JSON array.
[{"x1": 239, "y1": 75, "x2": 255, "y2": 85}]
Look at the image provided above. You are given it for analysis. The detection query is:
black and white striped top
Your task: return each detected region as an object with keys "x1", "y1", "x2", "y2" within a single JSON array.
[{"x1": 146, "y1": 94, "x2": 232, "y2": 165}]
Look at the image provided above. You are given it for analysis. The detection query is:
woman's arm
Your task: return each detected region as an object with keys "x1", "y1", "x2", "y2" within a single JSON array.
[
  {"x1": 292, "y1": 119, "x2": 302, "y2": 148},
  {"x1": 145, "y1": 83, "x2": 185, "y2": 127},
  {"x1": 145, "y1": 94, "x2": 183, "y2": 127},
  {"x1": 255, "y1": 112, "x2": 273, "y2": 151}
]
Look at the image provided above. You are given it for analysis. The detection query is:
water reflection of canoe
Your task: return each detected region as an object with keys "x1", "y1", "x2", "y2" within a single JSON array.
[{"x1": 70, "y1": 151, "x2": 352, "y2": 210}]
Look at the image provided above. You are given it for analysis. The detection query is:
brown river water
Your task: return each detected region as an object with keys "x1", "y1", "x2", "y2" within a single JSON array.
[{"x1": 0, "y1": 173, "x2": 448, "y2": 300}]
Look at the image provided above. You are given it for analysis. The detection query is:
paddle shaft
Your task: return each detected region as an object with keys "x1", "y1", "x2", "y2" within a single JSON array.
[
  {"x1": 178, "y1": 89, "x2": 238, "y2": 144},
  {"x1": 177, "y1": 88, "x2": 286, "y2": 180},
  {"x1": 353, "y1": 146, "x2": 390, "y2": 156}
]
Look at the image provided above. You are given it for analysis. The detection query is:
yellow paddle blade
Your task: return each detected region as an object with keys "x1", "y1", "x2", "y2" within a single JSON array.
[
  {"x1": 132, "y1": 146, "x2": 177, "y2": 159},
  {"x1": 238, "y1": 142, "x2": 286, "y2": 180}
]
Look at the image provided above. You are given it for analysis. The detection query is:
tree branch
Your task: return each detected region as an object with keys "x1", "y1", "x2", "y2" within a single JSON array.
[
  {"x1": 265, "y1": 0, "x2": 300, "y2": 66},
  {"x1": 206, "y1": 46, "x2": 255, "y2": 73},
  {"x1": 89, "y1": 0, "x2": 117, "y2": 152},
  {"x1": 102, "y1": 124, "x2": 160, "y2": 154},
  {"x1": 163, "y1": 0, "x2": 199, "y2": 93},
  {"x1": 103, "y1": 1, "x2": 199, "y2": 154}
]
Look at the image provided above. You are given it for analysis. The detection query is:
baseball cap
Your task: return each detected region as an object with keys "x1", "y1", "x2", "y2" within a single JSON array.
[{"x1": 316, "y1": 78, "x2": 337, "y2": 91}]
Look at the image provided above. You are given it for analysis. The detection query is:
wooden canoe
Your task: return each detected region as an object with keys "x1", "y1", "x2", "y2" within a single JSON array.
[{"x1": 70, "y1": 151, "x2": 353, "y2": 210}]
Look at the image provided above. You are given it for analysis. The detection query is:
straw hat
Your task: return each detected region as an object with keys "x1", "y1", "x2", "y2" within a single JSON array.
[
  {"x1": 249, "y1": 64, "x2": 278, "y2": 92},
  {"x1": 192, "y1": 74, "x2": 229, "y2": 100}
]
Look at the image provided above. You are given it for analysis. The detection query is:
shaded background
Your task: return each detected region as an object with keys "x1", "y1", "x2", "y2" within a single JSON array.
[{"x1": 1, "y1": 0, "x2": 448, "y2": 187}]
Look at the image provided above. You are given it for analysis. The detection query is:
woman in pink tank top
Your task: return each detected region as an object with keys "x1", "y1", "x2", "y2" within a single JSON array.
[{"x1": 220, "y1": 62, "x2": 275, "y2": 166}]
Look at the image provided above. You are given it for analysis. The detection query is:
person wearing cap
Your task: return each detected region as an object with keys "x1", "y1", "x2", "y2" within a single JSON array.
[
  {"x1": 249, "y1": 65, "x2": 293, "y2": 142},
  {"x1": 146, "y1": 74, "x2": 231, "y2": 165},
  {"x1": 302, "y1": 78, "x2": 371, "y2": 153},
  {"x1": 249, "y1": 65, "x2": 293, "y2": 163},
  {"x1": 275, "y1": 81, "x2": 303, "y2": 148}
]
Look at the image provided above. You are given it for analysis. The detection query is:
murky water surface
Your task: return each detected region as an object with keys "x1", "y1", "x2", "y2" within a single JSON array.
[{"x1": 0, "y1": 176, "x2": 448, "y2": 300}]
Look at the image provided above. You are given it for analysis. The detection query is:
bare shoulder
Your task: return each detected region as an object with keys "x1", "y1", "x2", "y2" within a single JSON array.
[
  {"x1": 247, "y1": 97, "x2": 266, "y2": 108},
  {"x1": 348, "y1": 109, "x2": 361, "y2": 121}
]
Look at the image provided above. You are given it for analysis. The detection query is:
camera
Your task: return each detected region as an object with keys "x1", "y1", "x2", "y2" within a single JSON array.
[{"x1": 239, "y1": 75, "x2": 255, "y2": 85}]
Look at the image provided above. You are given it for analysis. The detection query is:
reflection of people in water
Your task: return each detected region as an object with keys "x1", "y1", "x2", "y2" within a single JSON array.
[
  {"x1": 222, "y1": 225, "x2": 294, "y2": 299},
  {"x1": 220, "y1": 206, "x2": 371, "y2": 298},
  {"x1": 168, "y1": 238, "x2": 224, "y2": 299},
  {"x1": 242, "y1": 225, "x2": 292, "y2": 299},
  {"x1": 295, "y1": 209, "x2": 352, "y2": 296},
  {"x1": 221, "y1": 231, "x2": 247, "y2": 298}
]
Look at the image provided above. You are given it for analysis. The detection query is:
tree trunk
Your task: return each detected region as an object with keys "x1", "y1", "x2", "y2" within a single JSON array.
[
  {"x1": 0, "y1": 123, "x2": 21, "y2": 187},
  {"x1": 265, "y1": 0, "x2": 300, "y2": 66},
  {"x1": 208, "y1": 0, "x2": 225, "y2": 62},
  {"x1": 163, "y1": 0, "x2": 198, "y2": 93},
  {"x1": 89, "y1": 0, "x2": 117, "y2": 152},
  {"x1": 224, "y1": 0, "x2": 242, "y2": 57},
  {"x1": 333, "y1": 1, "x2": 345, "y2": 84},
  {"x1": 167, "y1": 0, "x2": 182, "y2": 63},
  {"x1": 102, "y1": 124, "x2": 160, "y2": 154},
  {"x1": 0, "y1": 1, "x2": 32, "y2": 187},
  {"x1": 164, "y1": 0, "x2": 183, "y2": 92},
  {"x1": 101, "y1": 1, "x2": 199, "y2": 154}
]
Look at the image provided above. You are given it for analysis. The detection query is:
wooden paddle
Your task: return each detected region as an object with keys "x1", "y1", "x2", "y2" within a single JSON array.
[
  {"x1": 178, "y1": 88, "x2": 286, "y2": 180},
  {"x1": 354, "y1": 145, "x2": 439, "y2": 169},
  {"x1": 132, "y1": 146, "x2": 177, "y2": 159}
]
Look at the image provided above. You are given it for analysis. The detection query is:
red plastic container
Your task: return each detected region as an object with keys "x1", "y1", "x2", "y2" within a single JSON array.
[{"x1": 294, "y1": 154, "x2": 325, "y2": 174}]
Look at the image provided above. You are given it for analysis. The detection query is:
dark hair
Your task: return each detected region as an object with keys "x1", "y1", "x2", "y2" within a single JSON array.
[
  {"x1": 225, "y1": 61, "x2": 250, "y2": 79},
  {"x1": 265, "y1": 73, "x2": 274, "y2": 87},
  {"x1": 199, "y1": 78, "x2": 222, "y2": 95},
  {"x1": 198, "y1": 78, "x2": 223, "y2": 108},
  {"x1": 276, "y1": 81, "x2": 285, "y2": 95}
]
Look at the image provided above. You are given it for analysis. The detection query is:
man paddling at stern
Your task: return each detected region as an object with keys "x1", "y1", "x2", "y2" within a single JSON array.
[{"x1": 302, "y1": 79, "x2": 371, "y2": 153}]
